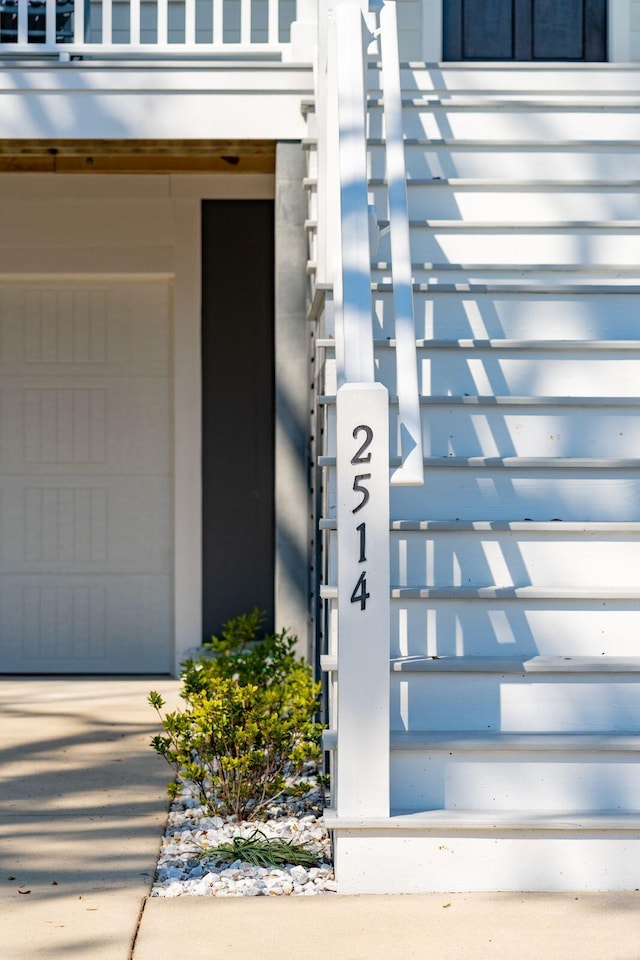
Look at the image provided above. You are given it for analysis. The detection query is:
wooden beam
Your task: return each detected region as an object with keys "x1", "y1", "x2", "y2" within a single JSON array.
[{"x1": 0, "y1": 139, "x2": 276, "y2": 173}]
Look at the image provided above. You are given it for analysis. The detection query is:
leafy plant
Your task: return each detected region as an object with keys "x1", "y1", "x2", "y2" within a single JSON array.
[
  {"x1": 181, "y1": 608, "x2": 299, "y2": 694},
  {"x1": 149, "y1": 611, "x2": 323, "y2": 821},
  {"x1": 194, "y1": 829, "x2": 320, "y2": 868}
]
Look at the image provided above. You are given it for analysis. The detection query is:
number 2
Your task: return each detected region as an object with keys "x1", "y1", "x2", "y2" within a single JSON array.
[{"x1": 351, "y1": 425, "x2": 373, "y2": 464}]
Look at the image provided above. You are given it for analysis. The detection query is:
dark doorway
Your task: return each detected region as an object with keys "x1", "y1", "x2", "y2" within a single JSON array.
[
  {"x1": 201, "y1": 200, "x2": 275, "y2": 641},
  {"x1": 443, "y1": 0, "x2": 607, "y2": 60}
]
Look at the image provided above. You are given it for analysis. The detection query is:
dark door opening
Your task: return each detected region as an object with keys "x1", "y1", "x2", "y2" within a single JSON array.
[
  {"x1": 201, "y1": 199, "x2": 275, "y2": 641},
  {"x1": 443, "y1": 0, "x2": 607, "y2": 61}
]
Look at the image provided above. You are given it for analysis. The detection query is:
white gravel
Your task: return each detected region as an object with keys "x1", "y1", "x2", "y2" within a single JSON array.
[{"x1": 152, "y1": 783, "x2": 336, "y2": 898}]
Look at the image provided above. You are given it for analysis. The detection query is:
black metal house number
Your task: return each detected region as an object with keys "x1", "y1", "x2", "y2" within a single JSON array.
[{"x1": 350, "y1": 425, "x2": 373, "y2": 611}]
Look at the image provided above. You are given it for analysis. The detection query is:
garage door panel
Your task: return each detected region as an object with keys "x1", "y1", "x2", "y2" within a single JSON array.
[
  {"x1": 1, "y1": 379, "x2": 169, "y2": 474},
  {"x1": 0, "y1": 575, "x2": 173, "y2": 672},
  {"x1": 0, "y1": 278, "x2": 174, "y2": 673},
  {"x1": 0, "y1": 282, "x2": 170, "y2": 377},
  {"x1": 0, "y1": 477, "x2": 171, "y2": 574}
]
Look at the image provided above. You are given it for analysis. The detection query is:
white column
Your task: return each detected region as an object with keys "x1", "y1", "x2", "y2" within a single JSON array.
[
  {"x1": 609, "y1": 0, "x2": 632, "y2": 61},
  {"x1": 336, "y1": 382, "x2": 390, "y2": 818},
  {"x1": 422, "y1": 0, "x2": 443, "y2": 62},
  {"x1": 286, "y1": 0, "x2": 319, "y2": 62}
]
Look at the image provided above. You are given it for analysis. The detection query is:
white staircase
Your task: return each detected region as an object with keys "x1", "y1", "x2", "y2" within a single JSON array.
[{"x1": 307, "y1": 56, "x2": 640, "y2": 893}]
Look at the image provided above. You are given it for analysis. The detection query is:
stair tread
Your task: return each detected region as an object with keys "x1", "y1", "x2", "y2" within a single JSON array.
[
  {"x1": 368, "y1": 178, "x2": 640, "y2": 189},
  {"x1": 368, "y1": 137, "x2": 640, "y2": 148},
  {"x1": 319, "y1": 456, "x2": 640, "y2": 468},
  {"x1": 371, "y1": 261, "x2": 640, "y2": 272},
  {"x1": 323, "y1": 808, "x2": 640, "y2": 831},
  {"x1": 369, "y1": 96, "x2": 640, "y2": 109},
  {"x1": 320, "y1": 520, "x2": 640, "y2": 532},
  {"x1": 307, "y1": 177, "x2": 640, "y2": 188},
  {"x1": 377, "y1": 219, "x2": 640, "y2": 229},
  {"x1": 320, "y1": 584, "x2": 640, "y2": 599},
  {"x1": 317, "y1": 339, "x2": 640, "y2": 350},
  {"x1": 320, "y1": 654, "x2": 640, "y2": 674},
  {"x1": 306, "y1": 217, "x2": 640, "y2": 229},
  {"x1": 391, "y1": 655, "x2": 640, "y2": 674},
  {"x1": 371, "y1": 282, "x2": 640, "y2": 293},
  {"x1": 318, "y1": 395, "x2": 640, "y2": 407},
  {"x1": 323, "y1": 729, "x2": 640, "y2": 751}
]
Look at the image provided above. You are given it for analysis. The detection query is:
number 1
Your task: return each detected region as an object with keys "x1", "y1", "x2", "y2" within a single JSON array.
[{"x1": 356, "y1": 522, "x2": 366, "y2": 562}]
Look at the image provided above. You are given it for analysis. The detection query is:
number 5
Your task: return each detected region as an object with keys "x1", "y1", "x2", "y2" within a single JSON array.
[{"x1": 352, "y1": 474, "x2": 371, "y2": 514}]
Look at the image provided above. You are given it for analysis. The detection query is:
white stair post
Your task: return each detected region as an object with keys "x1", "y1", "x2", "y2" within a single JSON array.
[
  {"x1": 332, "y1": 0, "x2": 391, "y2": 818},
  {"x1": 336, "y1": 382, "x2": 390, "y2": 817}
]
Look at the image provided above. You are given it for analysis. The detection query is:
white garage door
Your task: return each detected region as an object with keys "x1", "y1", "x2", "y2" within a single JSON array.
[{"x1": 0, "y1": 279, "x2": 174, "y2": 673}]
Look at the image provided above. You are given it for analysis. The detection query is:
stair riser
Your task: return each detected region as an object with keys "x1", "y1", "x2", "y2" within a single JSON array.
[
  {"x1": 324, "y1": 598, "x2": 640, "y2": 658},
  {"x1": 326, "y1": 531, "x2": 640, "y2": 589},
  {"x1": 390, "y1": 675, "x2": 640, "y2": 733},
  {"x1": 369, "y1": 107, "x2": 640, "y2": 142},
  {"x1": 391, "y1": 753, "x2": 640, "y2": 813},
  {"x1": 371, "y1": 67, "x2": 640, "y2": 94},
  {"x1": 324, "y1": 466, "x2": 640, "y2": 521},
  {"x1": 367, "y1": 145, "x2": 640, "y2": 182},
  {"x1": 324, "y1": 351, "x2": 640, "y2": 398},
  {"x1": 325, "y1": 405, "x2": 640, "y2": 458},
  {"x1": 366, "y1": 183, "x2": 640, "y2": 223},
  {"x1": 333, "y1": 833, "x2": 640, "y2": 893},
  {"x1": 369, "y1": 291, "x2": 640, "y2": 340},
  {"x1": 412, "y1": 352, "x2": 640, "y2": 398},
  {"x1": 377, "y1": 229, "x2": 640, "y2": 267}
]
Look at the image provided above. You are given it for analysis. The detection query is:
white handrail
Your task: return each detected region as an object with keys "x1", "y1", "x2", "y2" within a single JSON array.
[
  {"x1": 327, "y1": 0, "x2": 391, "y2": 819},
  {"x1": 379, "y1": 0, "x2": 424, "y2": 486},
  {"x1": 335, "y1": 0, "x2": 375, "y2": 385}
]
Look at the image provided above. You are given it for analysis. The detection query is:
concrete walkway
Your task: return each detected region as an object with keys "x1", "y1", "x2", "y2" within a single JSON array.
[
  {"x1": 3, "y1": 678, "x2": 640, "y2": 960},
  {"x1": 0, "y1": 677, "x2": 180, "y2": 960}
]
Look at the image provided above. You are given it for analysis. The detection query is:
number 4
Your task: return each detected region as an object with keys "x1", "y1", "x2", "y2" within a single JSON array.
[{"x1": 350, "y1": 571, "x2": 370, "y2": 611}]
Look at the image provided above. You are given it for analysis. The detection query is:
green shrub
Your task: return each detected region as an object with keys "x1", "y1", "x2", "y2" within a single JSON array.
[{"x1": 149, "y1": 611, "x2": 323, "y2": 821}]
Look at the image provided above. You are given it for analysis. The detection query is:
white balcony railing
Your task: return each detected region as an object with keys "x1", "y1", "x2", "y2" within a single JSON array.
[{"x1": 0, "y1": 0, "x2": 296, "y2": 55}]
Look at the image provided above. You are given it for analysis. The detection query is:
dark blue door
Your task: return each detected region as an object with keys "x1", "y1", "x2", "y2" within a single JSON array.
[{"x1": 444, "y1": 0, "x2": 607, "y2": 60}]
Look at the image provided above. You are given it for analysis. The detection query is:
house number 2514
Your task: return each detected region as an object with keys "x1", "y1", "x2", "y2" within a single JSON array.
[{"x1": 350, "y1": 424, "x2": 373, "y2": 610}]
